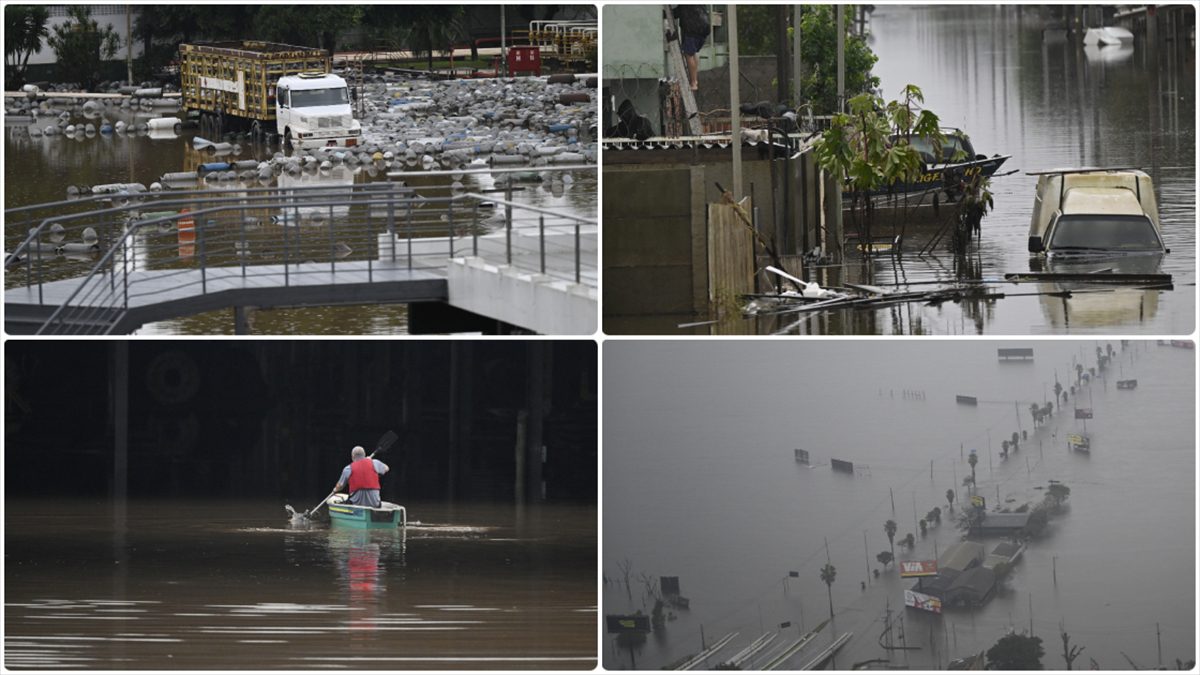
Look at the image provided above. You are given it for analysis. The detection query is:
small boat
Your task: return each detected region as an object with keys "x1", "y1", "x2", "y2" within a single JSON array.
[
  {"x1": 844, "y1": 129, "x2": 1010, "y2": 206},
  {"x1": 326, "y1": 493, "x2": 407, "y2": 530},
  {"x1": 1068, "y1": 434, "x2": 1091, "y2": 453}
]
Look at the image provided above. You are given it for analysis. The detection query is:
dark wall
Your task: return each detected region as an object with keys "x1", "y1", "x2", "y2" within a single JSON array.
[{"x1": 4, "y1": 340, "x2": 597, "y2": 504}]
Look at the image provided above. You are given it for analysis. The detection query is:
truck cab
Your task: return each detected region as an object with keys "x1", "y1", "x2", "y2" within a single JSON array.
[
  {"x1": 276, "y1": 72, "x2": 361, "y2": 148},
  {"x1": 1027, "y1": 169, "x2": 1165, "y2": 257}
]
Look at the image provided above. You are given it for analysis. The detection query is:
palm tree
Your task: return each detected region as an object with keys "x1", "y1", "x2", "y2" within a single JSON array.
[
  {"x1": 946, "y1": 489, "x2": 955, "y2": 512},
  {"x1": 902, "y1": 533, "x2": 915, "y2": 549},
  {"x1": 1030, "y1": 402, "x2": 1041, "y2": 427},
  {"x1": 1054, "y1": 381, "x2": 1063, "y2": 401},
  {"x1": 884, "y1": 519, "x2": 897, "y2": 561},
  {"x1": 819, "y1": 563, "x2": 837, "y2": 621},
  {"x1": 1001, "y1": 440, "x2": 1010, "y2": 458},
  {"x1": 5, "y1": 5, "x2": 50, "y2": 87},
  {"x1": 967, "y1": 450, "x2": 978, "y2": 488},
  {"x1": 919, "y1": 519, "x2": 928, "y2": 537},
  {"x1": 876, "y1": 550, "x2": 893, "y2": 569},
  {"x1": 1011, "y1": 431, "x2": 1020, "y2": 450}
]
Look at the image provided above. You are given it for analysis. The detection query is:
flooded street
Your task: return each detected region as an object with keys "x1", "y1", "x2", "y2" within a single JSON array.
[
  {"x1": 5, "y1": 500, "x2": 596, "y2": 669},
  {"x1": 603, "y1": 341, "x2": 1194, "y2": 669},
  {"x1": 626, "y1": 5, "x2": 1193, "y2": 336}
]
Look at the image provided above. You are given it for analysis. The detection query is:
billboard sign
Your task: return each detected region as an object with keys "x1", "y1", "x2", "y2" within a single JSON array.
[
  {"x1": 904, "y1": 589, "x2": 943, "y2": 614},
  {"x1": 795, "y1": 449, "x2": 810, "y2": 465},
  {"x1": 1074, "y1": 408, "x2": 1093, "y2": 419},
  {"x1": 605, "y1": 615, "x2": 651, "y2": 634},
  {"x1": 899, "y1": 560, "x2": 938, "y2": 578},
  {"x1": 831, "y1": 458, "x2": 855, "y2": 474}
]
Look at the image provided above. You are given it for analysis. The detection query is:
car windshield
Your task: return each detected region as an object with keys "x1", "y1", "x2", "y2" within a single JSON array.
[
  {"x1": 895, "y1": 134, "x2": 971, "y2": 164},
  {"x1": 1047, "y1": 214, "x2": 1162, "y2": 252},
  {"x1": 290, "y1": 87, "x2": 348, "y2": 108}
]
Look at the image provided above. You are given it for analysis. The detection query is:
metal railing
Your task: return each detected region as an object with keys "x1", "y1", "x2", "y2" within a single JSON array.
[{"x1": 6, "y1": 167, "x2": 596, "y2": 334}]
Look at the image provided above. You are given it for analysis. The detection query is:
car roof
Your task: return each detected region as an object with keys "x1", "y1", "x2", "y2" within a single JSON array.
[{"x1": 1061, "y1": 187, "x2": 1145, "y2": 216}]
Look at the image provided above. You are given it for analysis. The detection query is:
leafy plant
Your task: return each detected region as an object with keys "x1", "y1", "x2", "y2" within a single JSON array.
[
  {"x1": 46, "y1": 6, "x2": 121, "y2": 90},
  {"x1": 5, "y1": 5, "x2": 50, "y2": 87}
]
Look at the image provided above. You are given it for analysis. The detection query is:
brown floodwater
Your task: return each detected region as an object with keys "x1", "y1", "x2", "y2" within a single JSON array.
[{"x1": 4, "y1": 500, "x2": 596, "y2": 669}]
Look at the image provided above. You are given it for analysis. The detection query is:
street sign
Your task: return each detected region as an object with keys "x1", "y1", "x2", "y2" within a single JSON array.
[
  {"x1": 1074, "y1": 408, "x2": 1093, "y2": 419},
  {"x1": 899, "y1": 560, "x2": 938, "y2": 578},
  {"x1": 606, "y1": 615, "x2": 651, "y2": 634},
  {"x1": 970, "y1": 495, "x2": 985, "y2": 508}
]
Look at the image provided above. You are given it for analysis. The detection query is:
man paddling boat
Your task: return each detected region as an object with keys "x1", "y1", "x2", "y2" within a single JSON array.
[{"x1": 333, "y1": 445, "x2": 390, "y2": 507}]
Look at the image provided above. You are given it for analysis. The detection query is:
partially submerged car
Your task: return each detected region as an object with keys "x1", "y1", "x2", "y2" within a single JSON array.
[{"x1": 1027, "y1": 168, "x2": 1166, "y2": 257}]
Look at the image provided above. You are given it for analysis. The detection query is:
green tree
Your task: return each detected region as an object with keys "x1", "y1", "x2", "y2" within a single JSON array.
[
  {"x1": 986, "y1": 632, "x2": 1045, "y2": 670},
  {"x1": 1030, "y1": 402, "x2": 1041, "y2": 427},
  {"x1": 967, "y1": 450, "x2": 978, "y2": 487},
  {"x1": 946, "y1": 488, "x2": 955, "y2": 512},
  {"x1": 926, "y1": 507, "x2": 941, "y2": 525},
  {"x1": 902, "y1": 533, "x2": 915, "y2": 549},
  {"x1": 1054, "y1": 381, "x2": 1063, "y2": 400},
  {"x1": 1046, "y1": 483, "x2": 1071, "y2": 507},
  {"x1": 733, "y1": 5, "x2": 879, "y2": 113},
  {"x1": 883, "y1": 519, "x2": 897, "y2": 561},
  {"x1": 876, "y1": 550, "x2": 893, "y2": 568},
  {"x1": 364, "y1": 5, "x2": 466, "y2": 71},
  {"x1": 5, "y1": 5, "x2": 50, "y2": 87},
  {"x1": 1012, "y1": 431, "x2": 1020, "y2": 450},
  {"x1": 252, "y1": 6, "x2": 363, "y2": 53},
  {"x1": 819, "y1": 563, "x2": 836, "y2": 621},
  {"x1": 46, "y1": 5, "x2": 121, "y2": 90},
  {"x1": 918, "y1": 519, "x2": 927, "y2": 537}
]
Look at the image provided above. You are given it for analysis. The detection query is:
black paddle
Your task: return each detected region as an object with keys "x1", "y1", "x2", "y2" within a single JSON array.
[{"x1": 297, "y1": 430, "x2": 399, "y2": 519}]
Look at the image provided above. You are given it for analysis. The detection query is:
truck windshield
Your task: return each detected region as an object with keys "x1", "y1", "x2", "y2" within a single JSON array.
[
  {"x1": 290, "y1": 87, "x2": 348, "y2": 108},
  {"x1": 1047, "y1": 214, "x2": 1163, "y2": 253}
]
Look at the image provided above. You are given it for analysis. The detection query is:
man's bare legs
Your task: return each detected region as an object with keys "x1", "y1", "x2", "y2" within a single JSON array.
[{"x1": 685, "y1": 52, "x2": 699, "y2": 91}]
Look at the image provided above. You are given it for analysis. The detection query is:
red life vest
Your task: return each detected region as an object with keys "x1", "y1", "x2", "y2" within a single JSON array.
[{"x1": 348, "y1": 458, "x2": 381, "y2": 492}]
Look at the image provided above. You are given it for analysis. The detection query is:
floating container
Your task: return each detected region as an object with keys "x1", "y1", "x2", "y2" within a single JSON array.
[{"x1": 147, "y1": 117, "x2": 182, "y2": 133}]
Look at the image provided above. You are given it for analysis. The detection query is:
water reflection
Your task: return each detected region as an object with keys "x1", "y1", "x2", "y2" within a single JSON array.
[{"x1": 325, "y1": 528, "x2": 407, "y2": 636}]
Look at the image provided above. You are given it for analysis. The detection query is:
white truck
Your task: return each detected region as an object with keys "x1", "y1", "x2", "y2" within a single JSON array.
[{"x1": 180, "y1": 41, "x2": 361, "y2": 148}]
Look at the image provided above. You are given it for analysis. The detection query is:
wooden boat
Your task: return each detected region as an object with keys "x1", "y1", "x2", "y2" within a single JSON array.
[
  {"x1": 844, "y1": 130, "x2": 1010, "y2": 207},
  {"x1": 326, "y1": 493, "x2": 407, "y2": 530}
]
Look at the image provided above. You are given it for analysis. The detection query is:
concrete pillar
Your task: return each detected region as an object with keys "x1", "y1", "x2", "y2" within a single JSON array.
[{"x1": 234, "y1": 305, "x2": 253, "y2": 334}]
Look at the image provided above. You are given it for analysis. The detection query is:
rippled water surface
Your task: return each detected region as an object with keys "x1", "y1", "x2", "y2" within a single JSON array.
[{"x1": 5, "y1": 501, "x2": 596, "y2": 669}]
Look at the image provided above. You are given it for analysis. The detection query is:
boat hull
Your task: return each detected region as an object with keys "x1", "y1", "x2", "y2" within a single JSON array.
[
  {"x1": 844, "y1": 154, "x2": 1011, "y2": 205},
  {"x1": 326, "y1": 494, "x2": 406, "y2": 529}
]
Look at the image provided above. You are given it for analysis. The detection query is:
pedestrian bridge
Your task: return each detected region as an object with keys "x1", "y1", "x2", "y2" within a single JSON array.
[{"x1": 4, "y1": 168, "x2": 596, "y2": 335}]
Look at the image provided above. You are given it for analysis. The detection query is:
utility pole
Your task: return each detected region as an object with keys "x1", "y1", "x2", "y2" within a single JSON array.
[
  {"x1": 792, "y1": 5, "x2": 802, "y2": 108},
  {"x1": 912, "y1": 492, "x2": 919, "y2": 536},
  {"x1": 729, "y1": 5, "x2": 742, "y2": 199},
  {"x1": 864, "y1": 530, "x2": 870, "y2": 587},
  {"x1": 1156, "y1": 622, "x2": 1162, "y2": 667},
  {"x1": 1029, "y1": 593, "x2": 1034, "y2": 636},
  {"x1": 1052, "y1": 556, "x2": 1057, "y2": 586},
  {"x1": 890, "y1": 487, "x2": 895, "y2": 513},
  {"x1": 835, "y1": 4, "x2": 845, "y2": 112},
  {"x1": 125, "y1": 5, "x2": 133, "y2": 86},
  {"x1": 930, "y1": 459, "x2": 934, "y2": 482}
]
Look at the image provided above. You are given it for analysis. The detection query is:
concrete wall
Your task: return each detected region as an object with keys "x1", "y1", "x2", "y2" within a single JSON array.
[{"x1": 602, "y1": 4, "x2": 727, "y2": 133}]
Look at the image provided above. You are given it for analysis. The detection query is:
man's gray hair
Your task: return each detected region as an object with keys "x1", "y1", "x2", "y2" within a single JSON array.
[{"x1": 351, "y1": 446, "x2": 366, "y2": 459}]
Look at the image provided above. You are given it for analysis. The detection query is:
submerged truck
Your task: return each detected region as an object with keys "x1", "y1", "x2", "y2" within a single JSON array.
[{"x1": 179, "y1": 41, "x2": 361, "y2": 148}]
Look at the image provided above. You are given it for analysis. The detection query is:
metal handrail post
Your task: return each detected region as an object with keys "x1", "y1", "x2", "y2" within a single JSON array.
[
  {"x1": 200, "y1": 219, "x2": 208, "y2": 295},
  {"x1": 122, "y1": 236, "x2": 129, "y2": 309},
  {"x1": 539, "y1": 215, "x2": 545, "y2": 273},
  {"x1": 329, "y1": 204, "x2": 336, "y2": 276},
  {"x1": 388, "y1": 195, "x2": 396, "y2": 263},
  {"x1": 406, "y1": 199, "x2": 413, "y2": 271},
  {"x1": 505, "y1": 179, "x2": 513, "y2": 265},
  {"x1": 574, "y1": 221, "x2": 581, "y2": 284},
  {"x1": 240, "y1": 207, "x2": 247, "y2": 278},
  {"x1": 448, "y1": 201, "x2": 455, "y2": 258},
  {"x1": 34, "y1": 237, "x2": 43, "y2": 304},
  {"x1": 472, "y1": 202, "x2": 479, "y2": 256}
]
